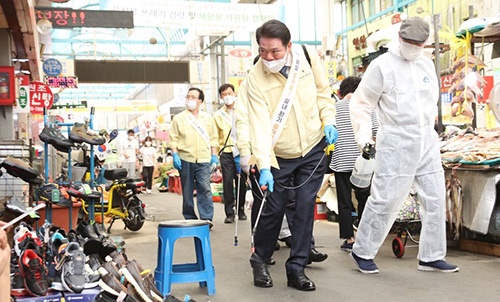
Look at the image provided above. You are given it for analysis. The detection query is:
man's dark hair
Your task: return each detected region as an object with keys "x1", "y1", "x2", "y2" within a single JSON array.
[
  {"x1": 218, "y1": 83, "x2": 235, "y2": 96},
  {"x1": 188, "y1": 87, "x2": 204, "y2": 102},
  {"x1": 339, "y1": 76, "x2": 362, "y2": 99},
  {"x1": 127, "y1": 129, "x2": 135, "y2": 135},
  {"x1": 255, "y1": 19, "x2": 291, "y2": 46}
]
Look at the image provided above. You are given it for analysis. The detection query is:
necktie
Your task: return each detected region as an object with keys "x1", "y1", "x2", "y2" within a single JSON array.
[{"x1": 280, "y1": 66, "x2": 289, "y2": 78}]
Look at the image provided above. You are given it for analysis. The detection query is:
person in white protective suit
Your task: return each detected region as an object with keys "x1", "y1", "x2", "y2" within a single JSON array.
[{"x1": 349, "y1": 16, "x2": 459, "y2": 274}]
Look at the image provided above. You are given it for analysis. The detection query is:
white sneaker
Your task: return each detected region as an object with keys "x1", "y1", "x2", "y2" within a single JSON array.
[{"x1": 146, "y1": 189, "x2": 152, "y2": 194}]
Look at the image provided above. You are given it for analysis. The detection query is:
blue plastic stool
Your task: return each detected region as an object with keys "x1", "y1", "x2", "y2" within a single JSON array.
[{"x1": 154, "y1": 220, "x2": 216, "y2": 296}]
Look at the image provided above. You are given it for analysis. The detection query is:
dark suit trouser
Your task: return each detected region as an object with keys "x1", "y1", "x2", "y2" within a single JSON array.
[{"x1": 252, "y1": 140, "x2": 326, "y2": 272}]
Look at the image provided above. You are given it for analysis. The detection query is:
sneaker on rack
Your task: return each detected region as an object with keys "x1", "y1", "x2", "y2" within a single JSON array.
[
  {"x1": 49, "y1": 231, "x2": 68, "y2": 260},
  {"x1": 14, "y1": 224, "x2": 42, "y2": 257},
  {"x1": 418, "y1": 260, "x2": 459, "y2": 273},
  {"x1": 69, "y1": 122, "x2": 106, "y2": 145},
  {"x1": 60, "y1": 242, "x2": 86, "y2": 293},
  {"x1": 101, "y1": 260, "x2": 122, "y2": 281},
  {"x1": 120, "y1": 261, "x2": 155, "y2": 302},
  {"x1": 19, "y1": 249, "x2": 49, "y2": 296},
  {"x1": 1, "y1": 156, "x2": 39, "y2": 180},
  {"x1": 10, "y1": 265, "x2": 29, "y2": 297},
  {"x1": 127, "y1": 259, "x2": 163, "y2": 302},
  {"x1": 39, "y1": 125, "x2": 74, "y2": 152},
  {"x1": 84, "y1": 262, "x2": 101, "y2": 289},
  {"x1": 98, "y1": 266, "x2": 127, "y2": 297}
]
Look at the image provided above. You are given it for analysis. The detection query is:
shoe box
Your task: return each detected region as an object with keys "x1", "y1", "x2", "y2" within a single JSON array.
[
  {"x1": 61, "y1": 288, "x2": 101, "y2": 302},
  {"x1": 13, "y1": 288, "x2": 100, "y2": 302},
  {"x1": 13, "y1": 291, "x2": 62, "y2": 302}
]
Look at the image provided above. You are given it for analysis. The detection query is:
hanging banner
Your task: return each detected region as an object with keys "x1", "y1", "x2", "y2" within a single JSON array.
[
  {"x1": 14, "y1": 75, "x2": 30, "y2": 114},
  {"x1": 100, "y1": 0, "x2": 279, "y2": 31}
]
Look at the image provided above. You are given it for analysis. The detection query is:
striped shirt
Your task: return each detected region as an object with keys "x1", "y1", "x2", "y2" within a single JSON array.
[{"x1": 329, "y1": 96, "x2": 378, "y2": 172}]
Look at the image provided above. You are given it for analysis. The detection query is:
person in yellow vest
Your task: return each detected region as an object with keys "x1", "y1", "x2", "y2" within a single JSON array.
[
  {"x1": 213, "y1": 83, "x2": 247, "y2": 223},
  {"x1": 240, "y1": 20, "x2": 337, "y2": 291},
  {"x1": 169, "y1": 87, "x2": 218, "y2": 226}
]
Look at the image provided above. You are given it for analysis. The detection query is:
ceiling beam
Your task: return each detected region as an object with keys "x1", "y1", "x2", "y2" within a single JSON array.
[{"x1": 0, "y1": 0, "x2": 41, "y2": 80}]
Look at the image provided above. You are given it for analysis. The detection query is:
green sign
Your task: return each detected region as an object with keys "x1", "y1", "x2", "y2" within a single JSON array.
[{"x1": 18, "y1": 87, "x2": 28, "y2": 108}]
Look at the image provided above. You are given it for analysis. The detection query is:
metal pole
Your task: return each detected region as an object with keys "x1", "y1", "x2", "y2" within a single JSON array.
[{"x1": 434, "y1": 13, "x2": 444, "y2": 134}]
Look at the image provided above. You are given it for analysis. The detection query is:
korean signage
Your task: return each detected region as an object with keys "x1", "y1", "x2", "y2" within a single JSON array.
[
  {"x1": 14, "y1": 75, "x2": 30, "y2": 114},
  {"x1": 35, "y1": 7, "x2": 134, "y2": 28},
  {"x1": 227, "y1": 48, "x2": 252, "y2": 77},
  {"x1": 30, "y1": 82, "x2": 54, "y2": 115},
  {"x1": 45, "y1": 76, "x2": 78, "y2": 89},
  {"x1": 43, "y1": 58, "x2": 63, "y2": 76},
  {"x1": 100, "y1": 0, "x2": 278, "y2": 31}
]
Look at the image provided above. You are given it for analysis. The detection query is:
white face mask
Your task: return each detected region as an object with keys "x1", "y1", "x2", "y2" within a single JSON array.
[
  {"x1": 400, "y1": 41, "x2": 424, "y2": 61},
  {"x1": 223, "y1": 95, "x2": 236, "y2": 106},
  {"x1": 128, "y1": 136, "x2": 133, "y2": 141},
  {"x1": 262, "y1": 54, "x2": 287, "y2": 73},
  {"x1": 186, "y1": 100, "x2": 198, "y2": 110},
  {"x1": 145, "y1": 141, "x2": 152, "y2": 146}
]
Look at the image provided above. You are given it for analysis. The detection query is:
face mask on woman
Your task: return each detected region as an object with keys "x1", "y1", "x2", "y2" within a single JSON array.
[
  {"x1": 400, "y1": 41, "x2": 424, "y2": 61},
  {"x1": 128, "y1": 136, "x2": 133, "y2": 141},
  {"x1": 145, "y1": 141, "x2": 152, "y2": 147},
  {"x1": 186, "y1": 100, "x2": 198, "y2": 110},
  {"x1": 262, "y1": 54, "x2": 287, "y2": 73}
]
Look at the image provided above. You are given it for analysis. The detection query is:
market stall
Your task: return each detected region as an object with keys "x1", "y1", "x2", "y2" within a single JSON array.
[{"x1": 438, "y1": 15, "x2": 500, "y2": 256}]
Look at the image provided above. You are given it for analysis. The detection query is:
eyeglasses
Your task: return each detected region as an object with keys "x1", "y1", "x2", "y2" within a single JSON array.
[{"x1": 185, "y1": 95, "x2": 199, "y2": 100}]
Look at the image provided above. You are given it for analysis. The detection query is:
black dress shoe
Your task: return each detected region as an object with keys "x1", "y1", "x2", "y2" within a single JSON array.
[
  {"x1": 308, "y1": 248, "x2": 328, "y2": 264},
  {"x1": 279, "y1": 236, "x2": 292, "y2": 248},
  {"x1": 224, "y1": 216, "x2": 234, "y2": 224},
  {"x1": 250, "y1": 254, "x2": 273, "y2": 288},
  {"x1": 238, "y1": 212, "x2": 247, "y2": 220},
  {"x1": 266, "y1": 257, "x2": 276, "y2": 265},
  {"x1": 287, "y1": 270, "x2": 316, "y2": 291}
]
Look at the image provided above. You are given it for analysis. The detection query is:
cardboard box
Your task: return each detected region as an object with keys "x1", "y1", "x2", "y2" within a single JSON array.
[
  {"x1": 14, "y1": 291, "x2": 62, "y2": 302},
  {"x1": 61, "y1": 288, "x2": 101, "y2": 302}
]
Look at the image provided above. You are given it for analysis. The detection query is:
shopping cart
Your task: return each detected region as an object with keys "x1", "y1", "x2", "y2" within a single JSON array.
[{"x1": 390, "y1": 190, "x2": 421, "y2": 258}]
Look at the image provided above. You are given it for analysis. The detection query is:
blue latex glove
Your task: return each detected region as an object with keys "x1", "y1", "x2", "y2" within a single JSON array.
[
  {"x1": 173, "y1": 152, "x2": 182, "y2": 170},
  {"x1": 259, "y1": 168, "x2": 274, "y2": 193},
  {"x1": 210, "y1": 155, "x2": 218, "y2": 166},
  {"x1": 324, "y1": 124, "x2": 339, "y2": 145},
  {"x1": 234, "y1": 155, "x2": 241, "y2": 173}
]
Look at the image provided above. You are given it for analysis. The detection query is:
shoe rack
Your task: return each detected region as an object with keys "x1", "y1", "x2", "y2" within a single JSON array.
[{"x1": 42, "y1": 107, "x2": 98, "y2": 229}]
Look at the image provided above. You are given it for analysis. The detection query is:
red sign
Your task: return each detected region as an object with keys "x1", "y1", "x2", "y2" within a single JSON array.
[
  {"x1": 441, "y1": 74, "x2": 453, "y2": 93},
  {"x1": 30, "y1": 82, "x2": 54, "y2": 115}
]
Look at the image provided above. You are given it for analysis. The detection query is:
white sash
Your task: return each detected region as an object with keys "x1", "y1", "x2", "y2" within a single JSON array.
[
  {"x1": 218, "y1": 108, "x2": 232, "y2": 127},
  {"x1": 271, "y1": 46, "x2": 302, "y2": 147},
  {"x1": 186, "y1": 112, "x2": 211, "y2": 150}
]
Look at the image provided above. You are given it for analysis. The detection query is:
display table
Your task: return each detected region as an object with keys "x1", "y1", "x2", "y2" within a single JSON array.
[
  {"x1": 444, "y1": 167, "x2": 500, "y2": 256},
  {"x1": 445, "y1": 168, "x2": 500, "y2": 234}
]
